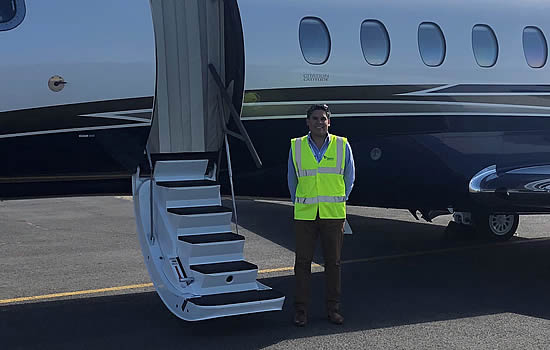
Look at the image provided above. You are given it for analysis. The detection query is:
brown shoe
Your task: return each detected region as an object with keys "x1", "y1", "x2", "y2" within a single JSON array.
[
  {"x1": 294, "y1": 310, "x2": 307, "y2": 327},
  {"x1": 327, "y1": 310, "x2": 344, "y2": 325}
]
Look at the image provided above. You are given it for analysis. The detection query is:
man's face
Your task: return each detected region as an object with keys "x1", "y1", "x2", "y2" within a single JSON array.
[{"x1": 306, "y1": 109, "x2": 330, "y2": 138}]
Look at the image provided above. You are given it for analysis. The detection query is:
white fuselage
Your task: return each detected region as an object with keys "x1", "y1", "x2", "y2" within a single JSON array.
[
  {"x1": 0, "y1": 0, "x2": 155, "y2": 113},
  {"x1": 239, "y1": 0, "x2": 550, "y2": 90}
]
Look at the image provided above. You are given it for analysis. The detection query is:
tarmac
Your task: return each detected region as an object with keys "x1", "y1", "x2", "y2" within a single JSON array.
[{"x1": 1, "y1": 196, "x2": 549, "y2": 349}]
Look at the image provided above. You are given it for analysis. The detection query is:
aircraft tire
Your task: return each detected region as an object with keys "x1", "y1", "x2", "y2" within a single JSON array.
[{"x1": 473, "y1": 212, "x2": 519, "y2": 241}]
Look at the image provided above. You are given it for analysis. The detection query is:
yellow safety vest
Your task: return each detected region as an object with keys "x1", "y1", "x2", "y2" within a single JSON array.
[{"x1": 291, "y1": 134, "x2": 347, "y2": 220}]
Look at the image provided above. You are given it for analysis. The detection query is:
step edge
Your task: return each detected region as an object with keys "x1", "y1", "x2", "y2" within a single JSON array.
[
  {"x1": 188, "y1": 296, "x2": 286, "y2": 308},
  {"x1": 178, "y1": 235, "x2": 245, "y2": 243},
  {"x1": 190, "y1": 269, "x2": 257, "y2": 276},
  {"x1": 156, "y1": 183, "x2": 219, "y2": 188},
  {"x1": 180, "y1": 240, "x2": 244, "y2": 245},
  {"x1": 168, "y1": 210, "x2": 233, "y2": 216}
]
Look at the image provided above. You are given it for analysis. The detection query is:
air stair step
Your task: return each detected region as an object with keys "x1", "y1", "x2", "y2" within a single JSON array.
[
  {"x1": 157, "y1": 180, "x2": 217, "y2": 188},
  {"x1": 168, "y1": 206, "x2": 232, "y2": 216},
  {"x1": 188, "y1": 260, "x2": 258, "y2": 292},
  {"x1": 190, "y1": 260, "x2": 257, "y2": 274},
  {"x1": 182, "y1": 288, "x2": 285, "y2": 321},
  {"x1": 179, "y1": 232, "x2": 244, "y2": 244},
  {"x1": 154, "y1": 160, "x2": 211, "y2": 182},
  {"x1": 188, "y1": 289, "x2": 284, "y2": 306},
  {"x1": 167, "y1": 205, "x2": 233, "y2": 235},
  {"x1": 156, "y1": 181, "x2": 220, "y2": 209},
  {"x1": 151, "y1": 151, "x2": 218, "y2": 163},
  {"x1": 177, "y1": 233, "x2": 245, "y2": 265}
]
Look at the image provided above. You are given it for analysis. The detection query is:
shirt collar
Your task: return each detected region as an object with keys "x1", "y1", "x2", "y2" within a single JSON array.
[{"x1": 307, "y1": 132, "x2": 330, "y2": 145}]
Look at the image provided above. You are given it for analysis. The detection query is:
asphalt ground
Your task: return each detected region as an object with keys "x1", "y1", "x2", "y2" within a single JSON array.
[{"x1": 1, "y1": 196, "x2": 549, "y2": 349}]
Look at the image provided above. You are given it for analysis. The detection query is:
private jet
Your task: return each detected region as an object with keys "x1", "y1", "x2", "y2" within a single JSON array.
[{"x1": 1, "y1": 0, "x2": 549, "y2": 320}]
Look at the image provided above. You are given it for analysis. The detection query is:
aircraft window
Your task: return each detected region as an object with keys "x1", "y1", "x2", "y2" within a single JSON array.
[
  {"x1": 360, "y1": 20, "x2": 390, "y2": 66},
  {"x1": 523, "y1": 26, "x2": 548, "y2": 68},
  {"x1": 0, "y1": 0, "x2": 15, "y2": 23},
  {"x1": 418, "y1": 22, "x2": 446, "y2": 67},
  {"x1": 0, "y1": 0, "x2": 24, "y2": 31},
  {"x1": 299, "y1": 17, "x2": 331, "y2": 65},
  {"x1": 472, "y1": 24, "x2": 498, "y2": 67}
]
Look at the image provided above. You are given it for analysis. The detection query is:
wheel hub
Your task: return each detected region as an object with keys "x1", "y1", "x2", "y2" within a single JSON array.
[{"x1": 489, "y1": 214, "x2": 515, "y2": 235}]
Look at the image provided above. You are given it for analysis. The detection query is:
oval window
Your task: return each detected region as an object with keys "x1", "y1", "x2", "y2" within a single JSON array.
[
  {"x1": 0, "y1": 0, "x2": 25, "y2": 31},
  {"x1": 360, "y1": 20, "x2": 390, "y2": 66},
  {"x1": 523, "y1": 26, "x2": 547, "y2": 68},
  {"x1": 299, "y1": 17, "x2": 331, "y2": 65},
  {"x1": 0, "y1": 0, "x2": 15, "y2": 23},
  {"x1": 418, "y1": 22, "x2": 446, "y2": 67},
  {"x1": 472, "y1": 24, "x2": 498, "y2": 67}
]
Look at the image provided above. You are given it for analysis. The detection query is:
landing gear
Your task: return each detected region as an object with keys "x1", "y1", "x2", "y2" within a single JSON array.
[
  {"x1": 473, "y1": 212, "x2": 519, "y2": 241},
  {"x1": 452, "y1": 211, "x2": 519, "y2": 241}
]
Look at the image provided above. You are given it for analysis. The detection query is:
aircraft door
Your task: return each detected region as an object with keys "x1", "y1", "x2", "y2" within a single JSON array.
[{"x1": 0, "y1": 0, "x2": 155, "y2": 183}]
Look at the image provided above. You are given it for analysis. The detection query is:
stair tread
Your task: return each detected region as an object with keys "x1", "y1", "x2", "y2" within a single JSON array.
[
  {"x1": 178, "y1": 232, "x2": 244, "y2": 244},
  {"x1": 151, "y1": 153, "x2": 217, "y2": 181},
  {"x1": 151, "y1": 152, "x2": 218, "y2": 163},
  {"x1": 190, "y1": 260, "x2": 257, "y2": 274},
  {"x1": 187, "y1": 289, "x2": 284, "y2": 306},
  {"x1": 156, "y1": 180, "x2": 218, "y2": 188},
  {"x1": 168, "y1": 206, "x2": 232, "y2": 215}
]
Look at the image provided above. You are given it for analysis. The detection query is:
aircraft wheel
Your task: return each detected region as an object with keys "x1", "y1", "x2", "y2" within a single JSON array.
[{"x1": 473, "y1": 212, "x2": 519, "y2": 241}]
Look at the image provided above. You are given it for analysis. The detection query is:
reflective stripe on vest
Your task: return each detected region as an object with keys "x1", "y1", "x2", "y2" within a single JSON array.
[{"x1": 295, "y1": 196, "x2": 346, "y2": 204}]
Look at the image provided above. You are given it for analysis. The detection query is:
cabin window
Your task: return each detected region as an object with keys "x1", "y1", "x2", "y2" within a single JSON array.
[
  {"x1": 0, "y1": 0, "x2": 24, "y2": 31},
  {"x1": 523, "y1": 26, "x2": 548, "y2": 68},
  {"x1": 0, "y1": 0, "x2": 15, "y2": 22},
  {"x1": 360, "y1": 20, "x2": 390, "y2": 66},
  {"x1": 472, "y1": 24, "x2": 498, "y2": 67},
  {"x1": 418, "y1": 22, "x2": 446, "y2": 67},
  {"x1": 299, "y1": 17, "x2": 331, "y2": 65}
]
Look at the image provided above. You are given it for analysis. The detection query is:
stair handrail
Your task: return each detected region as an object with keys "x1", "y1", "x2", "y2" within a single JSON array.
[
  {"x1": 208, "y1": 63, "x2": 262, "y2": 168},
  {"x1": 224, "y1": 134, "x2": 239, "y2": 235},
  {"x1": 145, "y1": 145, "x2": 155, "y2": 243}
]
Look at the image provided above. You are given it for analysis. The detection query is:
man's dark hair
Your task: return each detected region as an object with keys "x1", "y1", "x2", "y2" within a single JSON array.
[{"x1": 306, "y1": 104, "x2": 331, "y2": 119}]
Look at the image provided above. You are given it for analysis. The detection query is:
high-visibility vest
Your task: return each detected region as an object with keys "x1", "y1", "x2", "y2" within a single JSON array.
[{"x1": 291, "y1": 134, "x2": 347, "y2": 220}]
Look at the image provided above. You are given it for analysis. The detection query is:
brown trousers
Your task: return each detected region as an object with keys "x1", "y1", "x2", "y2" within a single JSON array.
[{"x1": 294, "y1": 215, "x2": 345, "y2": 313}]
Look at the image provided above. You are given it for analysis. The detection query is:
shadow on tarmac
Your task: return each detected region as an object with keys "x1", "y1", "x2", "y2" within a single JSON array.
[
  {"x1": 226, "y1": 198, "x2": 530, "y2": 264},
  {"x1": 2, "y1": 238, "x2": 550, "y2": 349},
  {"x1": 2, "y1": 200, "x2": 548, "y2": 349}
]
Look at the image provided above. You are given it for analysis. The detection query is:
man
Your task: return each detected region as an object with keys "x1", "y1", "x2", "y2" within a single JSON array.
[{"x1": 288, "y1": 104, "x2": 355, "y2": 326}]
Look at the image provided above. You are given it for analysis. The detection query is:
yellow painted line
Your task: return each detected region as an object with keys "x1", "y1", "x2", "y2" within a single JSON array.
[
  {"x1": 257, "y1": 263, "x2": 322, "y2": 274},
  {"x1": 0, "y1": 283, "x2": 153, "y2": 305},
  {"x1": 2, "y1": 238, "x2": 548, "y2": 306},
  {"x1": 0, "y1": 264, "x2": 321, "y2": 305},
  {"x1": 258, "y1": 266, "x2": 293, "y2": 274}
]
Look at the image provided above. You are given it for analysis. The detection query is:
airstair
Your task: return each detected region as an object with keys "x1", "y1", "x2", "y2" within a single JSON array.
[
  {"x1": 132, "y1": 0, "x2": 284, "y2": 321},
  {"x1": 132, "y1": 151, "x2": 284, "y2": 321}
]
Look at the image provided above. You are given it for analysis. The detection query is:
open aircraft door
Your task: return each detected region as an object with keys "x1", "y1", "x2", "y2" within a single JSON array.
[
  {"x1": 148, "y1": 0, "x2": 255, "y2": 161},
  {"x1": 133, "y1": 1, "x2": 282, "y2": 321},
  {"x1": 0, "y1": 0, "x2": 155, "y2": 198}
]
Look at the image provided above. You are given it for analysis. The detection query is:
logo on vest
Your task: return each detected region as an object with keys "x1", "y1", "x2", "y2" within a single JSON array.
[{"x1": 323, "y1": 155, "x2": 334, "y2": 161}]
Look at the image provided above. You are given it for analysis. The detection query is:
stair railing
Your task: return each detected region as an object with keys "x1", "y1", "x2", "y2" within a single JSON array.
[
  {"x1": 208, "y1": 64, "x2": 262, "y2": 168},
  {"x1": 224, "y1": 133, "x2": 239, "y2": 235},
  {"x1": 208, "y1": 63, "x2": 262, "y2": 236},
  {"x1": 145, "y1": 145, "x2": 155, "y2": 243}
]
